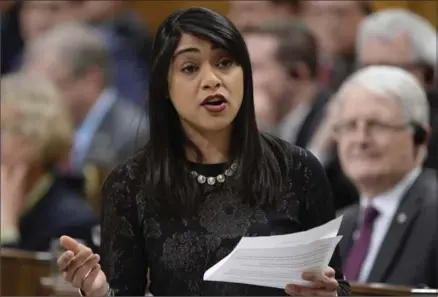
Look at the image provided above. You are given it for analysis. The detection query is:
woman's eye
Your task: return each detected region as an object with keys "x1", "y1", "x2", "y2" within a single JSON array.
[
  {"x1": 181, "y1": 64, "x2": 198, "y2": 74},
  {"x1": 217, "y1": 58, "x2": 234, "y2": 69}
]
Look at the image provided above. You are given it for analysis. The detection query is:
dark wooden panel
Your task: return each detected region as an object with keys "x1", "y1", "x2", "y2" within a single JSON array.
[
  {"x1": 128, "y1": 0, "x2": 229, "y2": 32},
  {"x1": 1, "y1": 248, "x2": 51, "y2": 296}
]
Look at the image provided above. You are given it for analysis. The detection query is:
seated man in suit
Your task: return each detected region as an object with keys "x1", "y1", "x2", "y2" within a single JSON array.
[
  {"x1": 242, "y1": 19, "x2": 330, "y2": 148},
  {"x1": 355, "y1": 8, "x2": 437, "y2": 171},
  {"x1": 242, "y1": 19, "x2": 359, "y2": 210},
  {"x1": 299, "y1": 0, "x2": 373, "y2": 91},
  {"x1": 1, "y1": 73, "x2": 98, "y2": 252},
  {"x1": 333, "y1": 66, "x2": 437, "y2": 288},
  {"x1": 22, "y1": 22, "x2": 149, "y2": 174}
]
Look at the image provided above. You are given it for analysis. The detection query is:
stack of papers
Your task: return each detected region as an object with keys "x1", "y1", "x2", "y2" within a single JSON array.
[{"x1": 203, "y1": 216, "x2": 343, "y2": 289}]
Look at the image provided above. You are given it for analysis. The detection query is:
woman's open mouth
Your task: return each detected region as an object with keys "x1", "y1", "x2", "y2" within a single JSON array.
[{"x1": 201, "y1": 95, "x2": 227, "y2": 113}]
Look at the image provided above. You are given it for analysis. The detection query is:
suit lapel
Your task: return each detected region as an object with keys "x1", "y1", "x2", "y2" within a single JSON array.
[
  {"x1": 296, "y1": 90, "x2": 329, "y2": 148},
  {"x1": 366, "y1": 175, "x2": 425, "y2": 282},
  {"x1": 338, "y1": 207, "x2": 359, "y2": 260}
]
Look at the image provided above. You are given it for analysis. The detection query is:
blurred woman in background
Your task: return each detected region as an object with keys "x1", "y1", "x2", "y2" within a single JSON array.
[{"x1": 1, "y1": 73, "x2": 98, "y2": 252}]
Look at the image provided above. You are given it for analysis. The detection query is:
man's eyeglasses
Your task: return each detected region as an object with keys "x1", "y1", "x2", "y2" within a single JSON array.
[{"x1": 333, "y1": 119, "x2": 409, "y2": 137}]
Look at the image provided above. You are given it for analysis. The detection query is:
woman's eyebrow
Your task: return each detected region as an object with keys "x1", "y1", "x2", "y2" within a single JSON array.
[{"x1": 173, "y1": 47, "x2": 200, "y2": 60}]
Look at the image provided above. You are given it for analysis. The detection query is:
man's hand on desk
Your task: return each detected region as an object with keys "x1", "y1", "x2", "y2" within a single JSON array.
[{"x1": 285, "y1": 267, "x2": 338, "y2": 296}]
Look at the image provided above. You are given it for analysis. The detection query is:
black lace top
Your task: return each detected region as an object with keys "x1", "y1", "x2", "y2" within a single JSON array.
[{"x1": 100, "y1": 140, "x2": 350, "y2": 296}]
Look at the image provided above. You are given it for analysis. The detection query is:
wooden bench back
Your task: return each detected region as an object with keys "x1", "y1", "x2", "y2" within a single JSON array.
[
  {"x1": 351, "y1": 282, "x2": 438, "y2": 296},
  {"x1": 1, "y1": 248, "x2": 51, "y2": 296}
]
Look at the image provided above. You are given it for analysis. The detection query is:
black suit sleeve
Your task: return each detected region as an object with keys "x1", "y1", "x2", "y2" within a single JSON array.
[
  {"x1": 428, "y1": 227, "x2": 437, "y2": 288},
  {"x1": 424, "y1": 116, "x2": 438, "y2": 171},
  {"x1": 299, "y1": 150, "x2": 351, "y2": 296},
  {"x1": 100, "y1": 163, "x2": 148, "y2": 296}
]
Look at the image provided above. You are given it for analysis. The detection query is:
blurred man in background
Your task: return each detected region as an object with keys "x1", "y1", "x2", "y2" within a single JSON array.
[
  {"x1": 356, "y1": 9, "x2": 437, "y2": 118},
  {"x1": 19, "y1": 0, "x2": 81, "y2": 41},
  {"x1": 242, "y1": 19, "x2": 329, "y2": 148},
  {"x1": 300, "y1": 0, "x2": 372, "y2": 91},
  {"x1": 1, "y1": 73, "x2": 98, "y2": 252},
  {"x1": 310, "y1": 8, "x2": 438, "y2": 208},
  {"x1": 335, "y1": 66, "x2": 436, "y2": 288},
  {"x1": 23, "y1": 22, "x2": 148, "y2": 173},
  {"x1": 355, "y1": 8, "x2": 437, "y2": 170},
  {"x1": 243, "y1": 19, "x2": 359, "y2": 211},
  {"x1": 1, "y1": 0, "x2": 149, "y2": 105},
  {"x1": 228, "y1": 0, "x2": 300, "y2": 30}
]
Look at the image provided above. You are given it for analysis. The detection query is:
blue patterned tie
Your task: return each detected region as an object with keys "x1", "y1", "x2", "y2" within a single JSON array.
[{"x1": 343, "y1": 206, "x2": 379, "y2": 281}]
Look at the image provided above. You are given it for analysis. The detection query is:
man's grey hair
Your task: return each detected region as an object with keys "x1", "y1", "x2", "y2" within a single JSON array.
[
  {"x1": 356, "y1": 8, "x2": 437, "y2": 67},
  {"x1": 24, "y1": 22, "x2": 112, "y2": 85},
  {"x1": 336, "y1": 65, "x2": 430, "y2": 128}
]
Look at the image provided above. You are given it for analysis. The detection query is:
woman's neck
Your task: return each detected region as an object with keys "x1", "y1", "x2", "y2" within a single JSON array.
[{"x1": 183, "y1": 124, "x2": 232, "y2": 164}]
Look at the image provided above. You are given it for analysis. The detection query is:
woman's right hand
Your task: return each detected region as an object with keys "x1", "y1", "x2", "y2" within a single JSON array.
[{"x1": 58, "y1": 236, "x2": 109, "y2": 296}]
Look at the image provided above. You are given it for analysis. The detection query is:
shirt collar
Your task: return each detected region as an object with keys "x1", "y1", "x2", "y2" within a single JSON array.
[{"x1": 360, "y1": 167, "x2": 422, "y2": 218}]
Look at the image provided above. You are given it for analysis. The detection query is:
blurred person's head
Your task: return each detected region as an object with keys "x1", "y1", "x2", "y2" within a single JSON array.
[
  {"x1": 333, "y1": 66, "x2": 430, "y2": 197},
  {"x1": 0, "y1": 0, "x2": 15, "y2": 14},
  {"x1": 23, "y1": 22, "x2": 112, "y2": 126},
  {"x1": 19, "y1": 0, "x2": 83, "y2": 42},
  {"x1": 241, "y1": 19, "x2": 319, "y2": 121},
  {"x1": 228, "y1": 0, "x2": 300, "y2": 30},
  {"x1": 301, "y1": 1, "x2": 372, "y2": 59},
  {"x1": 1, "y1": 73, "x2": 73, "y2": 173},
  {"x1": 356, "y1": 8, "x2": 437, "y2": 89},
  {"x1": 78, "y1": 1, "x2": 125, "y2": 23}
]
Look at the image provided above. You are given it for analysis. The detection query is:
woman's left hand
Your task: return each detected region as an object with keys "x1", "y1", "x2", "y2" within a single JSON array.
[{"x1": 285, "y1": 267, "x2": 338, "y2": 296}]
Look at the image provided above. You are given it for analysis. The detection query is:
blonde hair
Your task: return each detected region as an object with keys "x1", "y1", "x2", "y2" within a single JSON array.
[{"x1": 1, "y1": 73, "x2": 73, "y2": 168}]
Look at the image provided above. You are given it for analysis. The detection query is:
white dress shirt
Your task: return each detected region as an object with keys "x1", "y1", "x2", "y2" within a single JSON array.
[
  {"x1": 357, "y1": 168, "x2": 422, "y2": 282},
  {"x1": 277, "y1": 101, "x2": 312, "y2": 145},
  {"x1": 70, "y1": 88, "x2": 117, "y2": 170}
]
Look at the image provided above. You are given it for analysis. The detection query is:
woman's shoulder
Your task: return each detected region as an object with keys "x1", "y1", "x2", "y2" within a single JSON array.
[{"x1": 101, "y1": 149, "x2": 147, "y2": 198}]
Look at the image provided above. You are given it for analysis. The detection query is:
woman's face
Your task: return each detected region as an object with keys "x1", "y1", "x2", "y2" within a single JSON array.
[{"x1": 168, "y1": 33, "x2": 244, "y2": 134}]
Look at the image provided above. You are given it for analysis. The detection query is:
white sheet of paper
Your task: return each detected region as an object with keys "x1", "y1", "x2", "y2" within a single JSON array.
[{"x1": 203, "y1": 216, "x2": 343, "y2": 289}]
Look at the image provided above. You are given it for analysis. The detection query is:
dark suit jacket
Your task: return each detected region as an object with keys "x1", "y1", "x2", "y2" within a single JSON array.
[
  {"x1": 424, "y1": 91, "x2": 438, "y2": 171},
  {"x1": 338, "y1": 170, "x2": 438, "y2": 288},
  {"x1": 424, "y1": 116, "x2": 438, "y2": 171},
  {"x1": 0, "y1": 2, "x2": 23, "y2": 75},
  {"x1": 84, "y1": 97, "x2": 149, "y2": 171},
  {"x1": 326, "y1": 152, "x2": 359, "y2": 210},
  {"x1": 297, "y1": 88, "x2": 359, "y2": 211},
  {"x1": 295, "y1": 89, "x2": 331, "y2": 148},
  {"x1": 2, "y1": 172, "x2": 98, "y2": 252}
]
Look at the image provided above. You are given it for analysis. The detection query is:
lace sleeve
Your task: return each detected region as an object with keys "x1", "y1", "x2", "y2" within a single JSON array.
[
  {"x1": 299, "y1": 149, "x2": 351, "y2": 296},
  {"x1": 100, "y1": 163, "x2": 148, "y2": 296}
]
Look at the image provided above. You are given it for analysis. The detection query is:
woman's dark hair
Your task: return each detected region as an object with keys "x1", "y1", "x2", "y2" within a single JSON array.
[{"x1": 144, "y1": 7, "x2": 286, "y2": 216}]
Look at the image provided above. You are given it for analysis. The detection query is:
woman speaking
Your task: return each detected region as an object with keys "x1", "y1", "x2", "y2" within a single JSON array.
[{"x1": 57, "y1": 7, "x2": 350, "y2": 296}]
